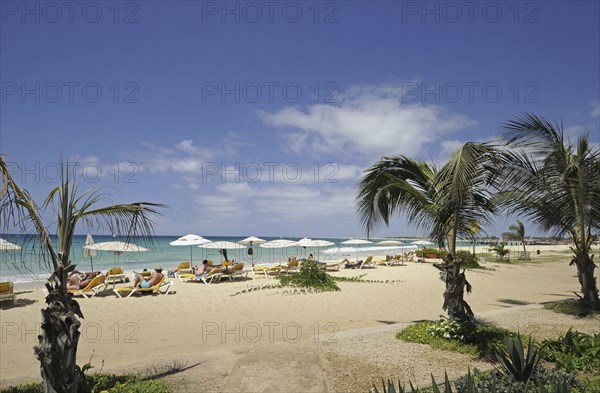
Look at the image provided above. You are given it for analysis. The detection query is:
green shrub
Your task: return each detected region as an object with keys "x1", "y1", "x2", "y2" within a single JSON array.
[
  {"x1": 278, "y1": 260, "x2": 340, "y2": 292},
  {"x1": 543, "y1": 300, "x2": 598, "y2": 317},
  {"x1": 397, "y1": 320, "x2": 512, "y2": 360},
  {"x1": 541, "y1": 329, "x2": 600, "y2": 373},
  {"x1": 419, "y1": 248, "x2": 442, "y2": 257},
  {"x1": 454, "y1": 251, "x2": 481, "y2": 269},
  {"x1": 454, "y1": 366, "x2": 580, "y2": 393}
]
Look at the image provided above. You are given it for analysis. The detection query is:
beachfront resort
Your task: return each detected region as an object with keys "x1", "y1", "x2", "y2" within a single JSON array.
[{"x1": 2, "y1": 2, "x2": 599, "y2": 392}]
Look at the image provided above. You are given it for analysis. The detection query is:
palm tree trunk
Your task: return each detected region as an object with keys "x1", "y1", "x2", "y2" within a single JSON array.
[
  {"x1": 573, "y1": 252, "x2": 600, "y2": 307},
  {"x1": 35, "y1": 278, "x2": 83, "y2": 393},
  {"x1": 436, "y1": 258, "x2": 474, "y2": 321}
]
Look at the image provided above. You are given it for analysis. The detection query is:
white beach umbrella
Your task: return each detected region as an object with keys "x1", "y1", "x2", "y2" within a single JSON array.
[
  {"x1": 341, "y1": 238, "x2": 373, "y2": 261},
  {"x1": 260, "y1": 239, "x2": 301, "y2": 264},
  {"x1": 200, "y1": 241, "x2": 245, "y2": 262},
  {"x1": 260, "y1": 239, "x2": 300, "y2": 248},
  {"x1": 0, "y1": 238, "x2": 21, "y2": 252},
  {"x1": 83, "y1": 234, "x2": 97, "y2": 271},
  {"x1": 238, "y1": 236, "x2": 266, "y2": 245},
  {"x1": 411, "y1": 240, "x2": 434, "y2": 246},
  {"x1": 170, "y1": 234, "x2": 211, "y2": 264},
  {"x1": 238, "y1": 236, "x2": 266, "y2": 265},
  {"x1": 377, "y1": 240, "x2": 404, "y2": 246},
  {"x1": 84, "y1": 241, "x2": 148, "y2": 264},
  {"x1": 297, "y1": 238, "x2": 334, "y2": 260}
]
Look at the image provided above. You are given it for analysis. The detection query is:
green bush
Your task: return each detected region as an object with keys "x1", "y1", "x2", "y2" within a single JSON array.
[
  {"x1": 278, "y1": 260, "x2": 340, "y2": 292},
  {"x1": 454, "y1": 366, "x2": 580, "y2": 393},
  {"x1": 419, "y1": 248, "x2": 442, "y2": 257},
  {"x1": 397, "y1": 320, "x2": 512, "y2": 360},
  {"x1": 541, "y1": 329, "x2": 600, "y2": 373},
  {"x1": 454, "y1": 251, "x2": 481, "y2": 269}
]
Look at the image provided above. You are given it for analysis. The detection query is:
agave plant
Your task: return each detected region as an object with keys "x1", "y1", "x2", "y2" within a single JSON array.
[
  {"x1": 496, "y1": 333, "x2": 540, "y2": 383},
  {"x1": 0, "y1": 156, "x2": 164, "y2": 393}
]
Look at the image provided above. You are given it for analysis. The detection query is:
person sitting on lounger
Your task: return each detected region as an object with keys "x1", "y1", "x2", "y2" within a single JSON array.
[
  {"x1": 194, "y1": 260, "x2": 210, "y2": 279},
  {"x1": 133, "y1": 268, "x2": 164, "y2": 289}
]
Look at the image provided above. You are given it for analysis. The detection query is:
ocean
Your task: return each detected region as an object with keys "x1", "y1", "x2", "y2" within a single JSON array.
[{"x1": 0, "y1": 234, "x2": 431, "y2": 283}]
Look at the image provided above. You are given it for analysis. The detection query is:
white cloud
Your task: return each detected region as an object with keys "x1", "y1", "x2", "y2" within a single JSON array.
[
  {"x1": 260, "y1": 83, "x2": 475, "y2": 158},
  {"x1": 590, "y1": 100, "x2": 600, "y2": 117},
  {"x1": 133, "y1": 140, "x2": 220, "y2": 174}
]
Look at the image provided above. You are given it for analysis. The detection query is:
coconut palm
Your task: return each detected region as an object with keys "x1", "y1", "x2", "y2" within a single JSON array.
[
  {"x1": 0, "y1": 156, "x2": 164, "y2": 392},
  {"x1": 496, "y1": 113, "x2": 600, "y2": 307},
  {"x1": 506, "y1": 220, "x2": 527, "y2": 254},
  {"x1": 356, "y1": 142, "x2": 498, "y2": 320}
]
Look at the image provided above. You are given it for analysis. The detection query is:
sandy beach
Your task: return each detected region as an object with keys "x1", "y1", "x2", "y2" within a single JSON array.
[{"x1": 1, "y1": 246, "x2": 599, "y2": 391}]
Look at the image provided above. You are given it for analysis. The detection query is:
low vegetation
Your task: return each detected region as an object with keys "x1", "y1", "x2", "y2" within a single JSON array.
[
  {"x1": 543, "y1": 300, "x2": 600, "y2": 317},
  {"x1": 396, "y1": 319, "x2": 512, "y2": 360},
  {"x1": 278, "y1": 260, "x2": 340, "y2": 292},
  {"x1": 392, "y1": 320, "x2": 600, "y2": 392}
]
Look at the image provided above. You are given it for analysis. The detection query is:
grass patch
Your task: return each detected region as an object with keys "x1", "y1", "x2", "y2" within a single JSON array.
[
  {"x1": 543, "y1": 300, "x2": 599, "y2": 317},
  {"x1": 0, "y1": 375, "x2": 169, "y2": 393},
  {"x1": 396, "y1": 319, "x2": 516, "y2": 360}
]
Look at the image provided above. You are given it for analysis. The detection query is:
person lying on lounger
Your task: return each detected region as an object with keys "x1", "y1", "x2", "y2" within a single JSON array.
[
  {"x1": 194, "y1": 260, "x2": 210, "y2": 279},
  {"x1": 67, "y1": 271, "x2": 100, "y2": 290},
  {"x1": 344, "y1": 258, "x2": 362, "y2": 268},
  {"x1": 133, "y1": 268, "x2": 164, "y2": 289}
]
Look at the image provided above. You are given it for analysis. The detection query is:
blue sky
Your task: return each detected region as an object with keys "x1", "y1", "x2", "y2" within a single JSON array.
[{"x1": 1, "y1": 1, "x2": 599, "y2": 238}]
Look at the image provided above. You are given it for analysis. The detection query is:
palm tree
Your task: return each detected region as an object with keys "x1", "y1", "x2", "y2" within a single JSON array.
[
  {"x1": 467, "y1": 220, "x2": 480, "y2": 256},
  {"x1": 507, "y1": 220, "x2": 527, "y2": 254},
  {"x1": 0, "y1": 156, "x2": 165, "y2": 392},
  {"x1": 496, "y1": 113, "x2": 600, "y2": 308},
  {"x1": 356, "y1": 142, "x2": 498, "y2": 320}
]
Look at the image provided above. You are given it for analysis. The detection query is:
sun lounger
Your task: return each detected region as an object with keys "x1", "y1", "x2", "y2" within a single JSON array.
[
  {"x1": 113, "y1": 275, "x2": 173, "y2": 298},
  {"x1": 68, "y1": 274, "x2": 106, "y2": 298},
  {"x1": 0, "y1": 281, "x2": 17, "y2": 306},
  {"x1": 106, "y1": 267, "x2": 127, "y2": 284},
  {"x1": 281, "y1": 259, "x2": 300, "y2": 274},
  {"x1": 325, "y1": 261, "x2": 344, "y2": 271},
  {"x1": 252, "y1": 265, "x2": 283, "y2": 278},
  {"x1": 174, "y1": 261, "x2": 193, "y2": 275},
  {"x1": 183, "y1": 267, "x2": 223, "y2": 284},
  {"x1": 223, "y1": 263, "x2": 249, "y2": 281}
]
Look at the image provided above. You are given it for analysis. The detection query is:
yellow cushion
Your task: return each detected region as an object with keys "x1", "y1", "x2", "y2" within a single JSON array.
[{"x1": 0, "y1": 282, "x2": 13, "y2": 294}]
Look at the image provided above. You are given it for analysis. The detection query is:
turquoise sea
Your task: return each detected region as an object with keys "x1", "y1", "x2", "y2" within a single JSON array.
[{"x1": 0, "y1": 234, "x2": 476, "y2": 283}]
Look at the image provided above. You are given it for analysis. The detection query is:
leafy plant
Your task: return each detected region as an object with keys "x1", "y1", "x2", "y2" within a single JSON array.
[
  {"x1": 278, "y1": 260, "x2": 340, "y2": 292},
  {"x1": 541, "y1": 329, "x2": 600, "y2": 373},
  {"x1": 397, "y1": 321, "x2": 511, "y2": 360},
  {"x1": 454, "y1": 251, "x2": 481, "y2": 269},
  {"x1": 495, "y1": 334, "x2": 540, "y2": 382},
  {"x1": 488, "y1": 242, "x2": 509, "y2": 257}
]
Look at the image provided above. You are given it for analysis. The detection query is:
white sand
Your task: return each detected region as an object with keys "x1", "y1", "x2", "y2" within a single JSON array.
[{"x1": 1, "y1": 247, "x2": 598, "y2": 391}]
